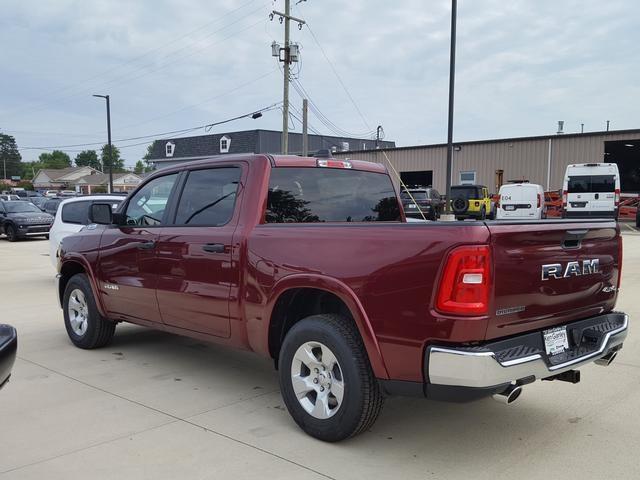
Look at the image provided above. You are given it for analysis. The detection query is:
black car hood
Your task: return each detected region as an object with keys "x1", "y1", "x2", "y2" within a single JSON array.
[{"x1": 8, "y1": 212, "x2": 54, "y2": 222}]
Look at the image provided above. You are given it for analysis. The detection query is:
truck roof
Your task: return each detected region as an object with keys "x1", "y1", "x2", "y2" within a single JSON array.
[{"x1": 151, "y1": 154, "x2": 388, "y2": 176}]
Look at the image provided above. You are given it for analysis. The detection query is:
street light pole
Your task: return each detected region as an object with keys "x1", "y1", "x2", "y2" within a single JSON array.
[
  {"x1": 93, "y1": 94, "x2": 113, "y2": 193},
  {"x1": 444, "y1": 0, "x2": 457, "y2": 216}
]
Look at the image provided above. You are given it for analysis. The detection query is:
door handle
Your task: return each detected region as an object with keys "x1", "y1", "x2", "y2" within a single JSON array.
[
  {"x1": 202, "y1": 243, "x2": 226, "y2": 253},
  {"x1": 137, "y1": 241, "x2": 156, "y2": 250}
]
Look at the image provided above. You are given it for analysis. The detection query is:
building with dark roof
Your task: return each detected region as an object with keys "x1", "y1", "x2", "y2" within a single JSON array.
[{"x1": 149, "y1": 129, "x2": 395, "y2": 169}]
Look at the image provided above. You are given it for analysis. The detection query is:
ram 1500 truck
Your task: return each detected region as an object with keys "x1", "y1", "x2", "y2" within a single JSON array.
[{"x1": 56, "y1": 154, "x2": 628, "y2": 442}]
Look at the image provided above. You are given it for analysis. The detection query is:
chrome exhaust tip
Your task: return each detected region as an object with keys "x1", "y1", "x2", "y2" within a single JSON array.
[
  {"x1": 492, "y1": 385, "x2": 523, "y2": 405},
  {"x1": 595, "y1": 351, "x2": 618, "y2": 367}
]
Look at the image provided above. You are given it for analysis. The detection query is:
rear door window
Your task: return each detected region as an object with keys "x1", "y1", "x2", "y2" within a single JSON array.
[
  {"x1": 174, "y1": 167, "x2": 241, "y2": 226},
  {"x1": 590, "y1": 175, "x2": 616, "y2": 192},
  {"x1": 61, "y1": 201, "x2": 90, "y2": 224},
  {"x1": 568, "y1": 175, "x2": 616, "y2": 193},
  {"x1": 567, "y1": 176, "x2": 591, "y2": 193},
  {"x1": 266, "y1": 167, "x2": 400, "y2": 223}
]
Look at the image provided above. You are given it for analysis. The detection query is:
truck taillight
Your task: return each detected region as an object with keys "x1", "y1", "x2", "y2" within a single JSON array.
[
  {"x1": 317, "y1": 159, "x2": 352, "y2": 169},
  {"x1": 562, "y1": 190, "x2": 568, "y2": 207},
  {"x1": 618, "y1": 234, "x2": 623, "y2": 287},
  {"x1": 615, "y1": 188, "x2": 620, "y2": 207},
  {"x1": 436, "y1": 245, "x2": 491, "y2": 316}
]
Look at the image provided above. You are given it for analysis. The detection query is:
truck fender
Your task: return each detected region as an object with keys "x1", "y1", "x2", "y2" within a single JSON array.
[
  {"x1": 59, "y1": 255, "x2": 108, "y2": 318},
  {"x1": 266, "y1": 274, "x2": 389, "y2": 379}
]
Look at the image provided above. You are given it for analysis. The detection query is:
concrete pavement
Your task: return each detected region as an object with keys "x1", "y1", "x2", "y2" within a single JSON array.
[{"x1": 0, "y1": 234, "x2": 638, "y2": 479}]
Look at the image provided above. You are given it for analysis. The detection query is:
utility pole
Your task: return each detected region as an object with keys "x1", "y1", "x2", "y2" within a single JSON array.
[
  {"x1": 444, "y1": 0, "x2": 457, "y2": 217},
  {"x1": 270, "y1": 2, "x2": 304, "y2": 154},
  {"x1": 375, "y1": 125, "x2": 383, "y2": 149},
  {"x1": 93, "y1": 94, "x2": 114, "y2": 193},
  {"x1": 302, "y1": 98, "x2": 309, "y2": 156}
]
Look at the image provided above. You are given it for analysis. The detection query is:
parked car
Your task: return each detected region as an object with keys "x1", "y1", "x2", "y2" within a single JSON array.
[
  {"x1": 563, "y1": 163, "x2": 620, "y2": 218},
  {"x1": 0, "y1": 324, "x2": 17, "y2": 390},
  {"x1": 49, "y1": 196, "x2": 123, "y2": 268},
  {"x1": 43, "y1": 198, "x2": 63, "y2": 216},
  {"x1": 0, "y1": 200, "x2": 54, "y2": 241},
  {"x1": 44, "y1": 190, "x2": 59, "y2": 198},
  {"x1": 58, "y1": 190, "x2": 77, "y2": 198},
  {"x1": 57, "y1": 154, "x2": 627, "y2": 441},
  {"x1": 14, "y1": 190, "x2": 43, "y2": 199},
  {"x1": 400, "y1": 187, "x2": 444, "y2": 220},
  {"x1": 29, "y1": 196, "x2": 49, "y2": 211},
  {"x1": 496, "y1": 183, "x2": 546, "y2": 220},
  {"x1": 0, "y1": 194, "x2": 21, "y2": 202},
  {"x1": 450, "y1": 184, "x2": 493, "y2": 220}
]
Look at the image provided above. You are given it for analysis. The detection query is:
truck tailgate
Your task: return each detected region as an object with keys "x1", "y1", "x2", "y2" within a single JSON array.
[{"x1": 486, "y1": 220, "x2": 621, "y2": 339}]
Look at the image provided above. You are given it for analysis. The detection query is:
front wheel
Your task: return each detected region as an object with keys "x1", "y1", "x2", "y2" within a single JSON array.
[
  {"x1": 278, "y1": 314, "x2": 384, "y2": 442},
  {"x1": 63, "y1": 273, "x2": 116, "y2": 349},
  {"x1": 5, "y1": 225, "x2": 17, "y2": 242}
]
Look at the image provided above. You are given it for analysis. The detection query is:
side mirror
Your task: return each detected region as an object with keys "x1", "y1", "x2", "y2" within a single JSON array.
[{"x1": 89, "y1": 203, "x2": 114, "y2": 225}]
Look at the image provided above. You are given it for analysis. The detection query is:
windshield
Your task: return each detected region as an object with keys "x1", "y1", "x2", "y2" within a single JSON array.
[
  {"x1": 5, "y1": 202, "x2": 42, "y2": 213},
  {"x1": 451, "y1": 186, "x2": 480, "y2": 199}
]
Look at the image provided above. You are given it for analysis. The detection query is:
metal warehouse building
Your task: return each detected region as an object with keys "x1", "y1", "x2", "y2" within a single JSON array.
[{"x1": 335, "y1": 129, "x2": 640, "y2": 194}]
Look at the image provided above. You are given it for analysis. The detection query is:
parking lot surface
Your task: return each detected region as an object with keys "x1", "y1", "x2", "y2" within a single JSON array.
[{"x1": 0, "y1": 234, "x2": 638, "y2": 479}]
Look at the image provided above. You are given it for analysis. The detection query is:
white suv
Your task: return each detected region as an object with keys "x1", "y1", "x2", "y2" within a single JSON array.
[{"x1": 49, "y1": 195, "x2": 123, "y2": 268}]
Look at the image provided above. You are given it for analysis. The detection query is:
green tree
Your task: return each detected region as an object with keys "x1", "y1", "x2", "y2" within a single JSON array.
[
  {"x1": 100, "y1": 144, "x2": 125, "y2": 173},
  {"x1": 38, "y1": 150, "x2": 71, "y2": 169},
  {"x1": 0, "y1": 133, "x2": 23, "y2": 179},
  {"x1": 142, "y1": 141, "x2": 156, "y2": 172},
  {"x1": 20, "y1": 161, "x2": 44, "y2": 180},
  {"x1": 133, "y1": 160, "x2": 145, "y2": 174},
  {"x1": 75, "y1": 150, "x2": 101, "y2": 170}
]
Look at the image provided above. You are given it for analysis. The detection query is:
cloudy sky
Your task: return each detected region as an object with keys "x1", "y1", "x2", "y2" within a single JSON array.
[{"x1": 2, "y1": 0, "x2": 638, "y2": 167}]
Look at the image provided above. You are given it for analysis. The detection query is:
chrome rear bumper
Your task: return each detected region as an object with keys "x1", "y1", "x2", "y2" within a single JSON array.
[{"x1": 427, "y1": 312, "x2": 628, "y2": 389}]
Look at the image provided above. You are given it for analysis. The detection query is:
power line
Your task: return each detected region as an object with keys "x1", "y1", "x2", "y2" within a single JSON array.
[
  {"x1": 20, "y1": 103, "x2": 282, "y2": 151},
  {"x1": 305, "y1": 23, "x2": 372, "y2": 132},
  {"x1": 290, "y1": 78, "x2": 375, "y2": 138},
  {"x1": 5, "y1": 5, "x2": 268, "y2": 119},
  {"x1": 2, "y1": 0, "x2": 259, "y2": 117}
]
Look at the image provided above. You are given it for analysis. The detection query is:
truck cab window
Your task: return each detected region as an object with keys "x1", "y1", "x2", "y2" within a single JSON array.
[
  {"x1": 266, "y1": 167, "x2": 400, "y2": 223},
  {"x1": 174, "y1": 167, "x2": 241, "y2": 226},
  {"x1": 124, "y1": 174, "x2": 178, "y2": 226}
]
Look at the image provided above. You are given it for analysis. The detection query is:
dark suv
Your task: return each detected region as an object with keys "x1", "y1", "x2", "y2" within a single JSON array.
[
  {"x1": 0, "y1": 201, "x2": 54, "y2": 241},
  {"x1": 400, "y1": 187, "x2": 444, "y2": 220}
]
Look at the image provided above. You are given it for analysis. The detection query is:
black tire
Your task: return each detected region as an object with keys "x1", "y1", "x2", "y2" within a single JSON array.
[
  {"x1": 451, "y1": 197, "x2": 468, "y2": 214},
  {"x1": 278, "y1": 314, "x2": 384, "y2": 442},
  {"x1": 5, "y1": 224, "x2": 17, "y2": 242},
  {"x1": 636, "y1": 210, "x2": 640, "y2": 228},
  {"x1": 63, "y1": 273, "x2": 116, "y2": 349}
]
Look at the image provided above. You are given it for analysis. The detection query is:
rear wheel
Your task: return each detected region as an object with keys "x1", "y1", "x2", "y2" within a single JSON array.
[
  {"x1": 63, "y1": 273, "x2": 116, "y2": 349},
  {"x1": 278, "y1": 314, "x2": 384, "y2": 442}
]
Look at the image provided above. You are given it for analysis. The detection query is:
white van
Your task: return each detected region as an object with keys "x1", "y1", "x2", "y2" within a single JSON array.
[
  {"x1": 562, "y1": 163, "x2": 620, "y2": 218},
  {"x1": 496, "y1": 183, "x2": 545, "y2": 220}
]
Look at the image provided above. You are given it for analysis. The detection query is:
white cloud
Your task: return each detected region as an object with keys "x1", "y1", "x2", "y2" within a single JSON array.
[{"x1": 1, "y1": 0, "x2": 638, "y2": 165}]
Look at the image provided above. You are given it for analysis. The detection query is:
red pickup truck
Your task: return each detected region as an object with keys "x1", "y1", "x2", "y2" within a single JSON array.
[{"x1": 56, "y1": 154, "x2": 628, "y2": 441}]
